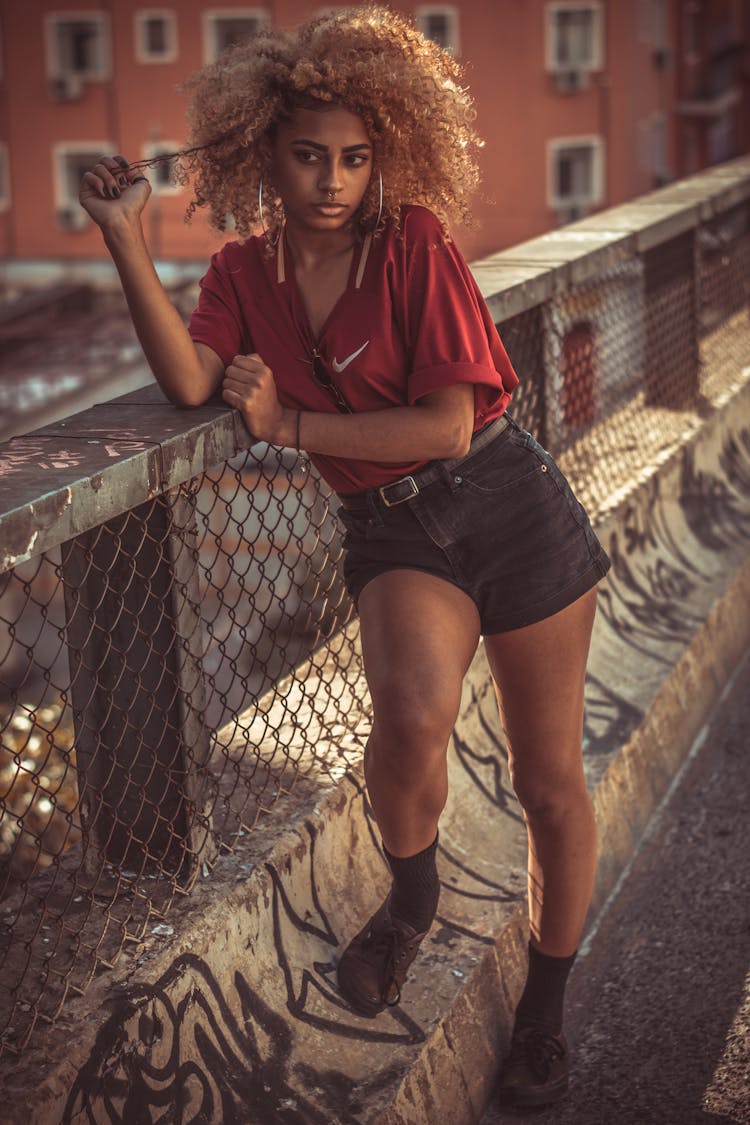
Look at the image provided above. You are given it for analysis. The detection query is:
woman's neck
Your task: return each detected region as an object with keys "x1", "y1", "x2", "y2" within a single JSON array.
[{"x1": 283, "y1": 221, "x2": 358, "y2": 273}]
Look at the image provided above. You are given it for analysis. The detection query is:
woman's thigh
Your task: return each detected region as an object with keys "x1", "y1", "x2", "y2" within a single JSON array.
[
  {"x1": 358, "y1": 568, "x2": 481, "y2": 737},
  {"x1": 483, "y1": 588, "x2": 597, "y2": 801}
]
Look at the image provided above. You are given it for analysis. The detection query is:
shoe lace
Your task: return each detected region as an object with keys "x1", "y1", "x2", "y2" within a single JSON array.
[
  {"x1": 370, "y1": 926, "x2": 414, "y2": 1007},
  {"x1": 513, "y1": 1028, "x2": 566, "y2": 1081}
]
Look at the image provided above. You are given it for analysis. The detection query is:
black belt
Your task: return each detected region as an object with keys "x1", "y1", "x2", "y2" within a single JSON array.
[{"x1": 338, "y1": 413, "x2": 510, "y2": 511}]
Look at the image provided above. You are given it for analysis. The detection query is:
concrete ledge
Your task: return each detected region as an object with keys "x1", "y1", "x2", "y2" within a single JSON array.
[{"x1": 3, "y1": 374, "x2": 750, "y2": 1124}]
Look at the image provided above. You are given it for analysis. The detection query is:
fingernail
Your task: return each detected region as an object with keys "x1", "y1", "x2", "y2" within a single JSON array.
[
  {"x1": 116, "y1": 156, "x2": 129, "y2": 168},
  {"x1": 111, "y1": 186, "x2": 120, "y2": 198},
  {"x1": 118, "y1": 176, "x2": 127, "y2": 187}
]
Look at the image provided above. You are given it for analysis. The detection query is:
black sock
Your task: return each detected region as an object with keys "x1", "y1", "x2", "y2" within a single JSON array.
[
  {"x1": 383, "y1": 834, "x2": 440, "y2": 934},
  {"x1": 514, "y1": 941, "x2": 576, "y2": 1035}
]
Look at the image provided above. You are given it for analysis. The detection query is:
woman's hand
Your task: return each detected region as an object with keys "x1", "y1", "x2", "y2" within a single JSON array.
[
  {"x1": 79, "y1": 154, "x2": 151, "y2": 231},
  {"x1": 222, "y1": 354, "x2": 295, "y2": 445}
]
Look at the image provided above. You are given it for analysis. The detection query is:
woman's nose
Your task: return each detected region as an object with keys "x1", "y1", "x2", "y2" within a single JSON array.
[{"x1": 319, "y1": 160, "x2": 344, "y2": 192}]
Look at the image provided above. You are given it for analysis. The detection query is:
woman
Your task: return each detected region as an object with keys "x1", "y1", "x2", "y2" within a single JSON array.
[{"x1": 79, "y1": 6, "x2": 609, "y2": 1108}]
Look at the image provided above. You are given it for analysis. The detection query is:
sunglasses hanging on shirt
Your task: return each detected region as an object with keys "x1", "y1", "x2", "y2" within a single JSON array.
[{"x1": 310, "y1": 350, "x2": 354, "y2": 414}]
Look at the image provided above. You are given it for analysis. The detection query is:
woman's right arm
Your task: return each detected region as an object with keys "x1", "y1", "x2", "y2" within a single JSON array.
[{"x1": 79, "y1": 155, "x2": 223, "y2": 406}]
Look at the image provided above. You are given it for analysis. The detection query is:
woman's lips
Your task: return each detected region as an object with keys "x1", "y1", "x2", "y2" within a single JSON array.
[{"x1": 312, "y1": 202, "x2": 348, "y2": 215}]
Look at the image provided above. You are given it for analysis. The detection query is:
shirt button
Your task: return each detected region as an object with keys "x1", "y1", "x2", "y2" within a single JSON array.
[{"x1": 454, "y1": 475, "x2": 463, "y2": 484}]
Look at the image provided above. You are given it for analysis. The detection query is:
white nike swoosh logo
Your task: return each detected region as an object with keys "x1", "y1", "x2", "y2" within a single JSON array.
[{"x1": 331, "y1": 340, "x2": 369, "y2": 373}]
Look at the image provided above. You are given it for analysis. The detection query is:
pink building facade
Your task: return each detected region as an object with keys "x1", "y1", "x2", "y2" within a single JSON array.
[{"x1": 0, "y1": 0, "x2": 747, "y2": 267}]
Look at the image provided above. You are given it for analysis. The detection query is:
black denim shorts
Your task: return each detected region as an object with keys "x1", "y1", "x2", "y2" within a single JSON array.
[{"x1": 336, "y1": 414, "x2": 611, "y2": 634}]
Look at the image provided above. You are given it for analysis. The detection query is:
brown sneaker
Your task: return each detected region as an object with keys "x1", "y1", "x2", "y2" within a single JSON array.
[
  {"x1": 498, "y1": 1025, "x2": 569, "y2": 1107},
  {"x1": 337, "y1": 898, "x2": 429, "y2": 1017}
]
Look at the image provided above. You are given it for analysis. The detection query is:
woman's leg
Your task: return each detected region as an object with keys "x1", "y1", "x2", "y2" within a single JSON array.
[
  {"x1": 484, "y1": 587, "x2": 598, "y2": 955},
  {"x1": 484, "y1": 587, "x2": 598, "y2": 1105},
  {"x1": 337, "y1": 568, "x2": 481, "y2": 1016},
  {"x1": 358, "y1": 568, "x2": 481, "y2": 858}
]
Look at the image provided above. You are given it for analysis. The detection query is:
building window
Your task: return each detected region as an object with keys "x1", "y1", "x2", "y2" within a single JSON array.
[
  {"x1": 416, "y1": 7, "x2": 460, "y2": 55},
  {"x1": 45, "y1": 13, "x2": 110, "y2": 83},
  {"x1": 204, "y1": 9, "x2": 270, "y2": 63},
  {"x1": 142, "y1": 143, "x2": 182, "y2": 193},
  {"x1": 639, "y1": 114, "x2": 671, "y2": 185},
  {"x1": 0, "y1": 144, "x2": 10, "y2": 210},
  {"x1": 135, "y1": 11, "x2": 178, "y2": 63},
  {"x1": 54, "y1": 144, "x2": 111, "y2": 230},
  {"x1": 546, "y1": 4, "x2": 603, "y2": 71},
  {"x1": 548, "y1": 136, "x2": 604, "y2": 215}
]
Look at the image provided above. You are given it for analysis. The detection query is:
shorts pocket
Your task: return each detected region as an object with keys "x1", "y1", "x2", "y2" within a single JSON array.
[
  {"x1": 519, "y1": 435, "x2": 588, "y2": 525},
  {"x1": 457, "y1": 429, "x2": 540, "y2": 495},
  {"x1": 517, "y1": 434, "x2": 604, "y2": 559}
]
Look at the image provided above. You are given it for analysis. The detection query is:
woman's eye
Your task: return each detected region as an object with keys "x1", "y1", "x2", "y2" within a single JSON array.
[
  {"x1": 294, "y1": 151, "x2": 318, "y2": 164},
  {"x1": 346, "y1": 155, "x2": 368, "y2": 168}
]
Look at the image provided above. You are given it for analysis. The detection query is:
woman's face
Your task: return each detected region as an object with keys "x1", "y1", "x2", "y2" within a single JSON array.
[{"x1": 271, "y1": 105, "x2": 373, "y2": 234}]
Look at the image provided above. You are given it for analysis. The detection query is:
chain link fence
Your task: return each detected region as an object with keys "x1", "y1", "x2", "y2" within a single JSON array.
[
  {"x1": 0, "y1": 445, "x2": 362, "y2": 1051},
  {"x1": 1, "y1": 169, "x2": 749, "y2": 1054}
]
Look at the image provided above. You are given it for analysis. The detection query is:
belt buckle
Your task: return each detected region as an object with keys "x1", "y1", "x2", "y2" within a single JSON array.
[{"x1": 379, "y1": 475, "x2": 419, "y2": 507}]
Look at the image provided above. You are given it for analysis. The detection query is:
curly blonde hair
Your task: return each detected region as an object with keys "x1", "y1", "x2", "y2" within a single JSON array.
[{"x1": 175, "y1": 5, "x2": 482, "y2": 241}]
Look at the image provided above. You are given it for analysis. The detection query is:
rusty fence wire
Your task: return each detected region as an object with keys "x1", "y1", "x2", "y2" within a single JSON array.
[
  {"x1": 0, "y1": 449, "x2": 362, "y2": 1053},
  {"x1": 1, "y1": 193, "x2": 749, "y2": 1055}
]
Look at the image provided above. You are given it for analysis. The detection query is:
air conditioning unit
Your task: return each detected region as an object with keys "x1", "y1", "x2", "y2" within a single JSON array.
[
  {"x1": 56, "y1": 207, "x2": 88, "y2": 231},
  {"x1": 554, "y1": 68, "x2": 588, "y2": 94},
  {"x1": 49, "y1": 73, "x2": 85, "y2": 101}
]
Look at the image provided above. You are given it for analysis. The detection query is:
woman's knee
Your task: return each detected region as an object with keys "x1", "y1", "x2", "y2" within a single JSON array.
[
  {"x1": 369, "y1": 682, "x2": 457, "y2": 762},
  {"x1": 364, "y1": 702, "x2": 452, "y2": 801},
  {"x1": 509, "y1": 760, "x2": 589, "y2": 822}
]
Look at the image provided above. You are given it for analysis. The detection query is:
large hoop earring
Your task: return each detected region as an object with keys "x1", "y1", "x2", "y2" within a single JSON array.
[
  {"x1": 373, "y1": 170, "x2": 383, "y2": 232},
  {"x1": 259, "y1": 178, "x2": 284, "y2": 245},
  {"x1": 258, "y1": 178, "x2": 267, "y2": 236}
]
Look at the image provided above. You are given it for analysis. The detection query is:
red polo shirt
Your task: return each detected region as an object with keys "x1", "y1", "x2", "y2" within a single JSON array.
[{"x1": 189, "y1": 205, "x2": 518, "y2": 493}]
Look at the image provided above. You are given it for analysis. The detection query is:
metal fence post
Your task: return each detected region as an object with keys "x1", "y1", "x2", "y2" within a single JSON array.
[
  {"x1": 498, "y1": 304, "x2": 548, "y2": 448},
  {"x1": 643, "y1": 229, "x2": 701, "y2": 408},
  {"x1": 61, "y1": 482, "x2": 217, "y2": 887}
]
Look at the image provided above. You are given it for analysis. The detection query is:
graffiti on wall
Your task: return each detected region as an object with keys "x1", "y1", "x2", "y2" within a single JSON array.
[{"x1": 61, "y1": 419, "x2": 750, "y2": 1124}]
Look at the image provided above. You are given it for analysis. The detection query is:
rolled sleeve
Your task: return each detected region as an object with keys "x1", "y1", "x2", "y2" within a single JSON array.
[
  {"x1": 188, "y1": 245, "x2": 251, "y2": 368},
  {"x1": 407, "y1": 360, "x2": 498, "y2": 404},
  {"x1": 403, "y1": 208, "x2": 518, "y2": 410}
]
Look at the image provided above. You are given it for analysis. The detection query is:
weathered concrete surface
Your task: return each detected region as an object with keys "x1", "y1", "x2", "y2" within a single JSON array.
[
  {"x1": 482, "y1": 648, "x2": 750, "y2": 1125},
  {"x1": 0, "y1": 392, "x2": 241, "y2": 570},
  {"x1": 471, "y1": 153, "x2": 750, "y2": 319},
  {"x1": 3, "y1": 367, "x2": 749, "y2": 1124}
]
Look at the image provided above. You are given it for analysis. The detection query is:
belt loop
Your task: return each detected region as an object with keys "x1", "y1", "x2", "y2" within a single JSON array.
[
  {"x1": 438, "y1": 461, "x2": 461, "y2": 493},
  {"x1": 365, "y1": 491, "x2": 384, "y2": 524}
]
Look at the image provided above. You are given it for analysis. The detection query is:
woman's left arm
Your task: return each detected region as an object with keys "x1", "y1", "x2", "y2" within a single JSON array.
[{"x1": 222, "y1": 353, "x2": 475, "y2": 462}]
